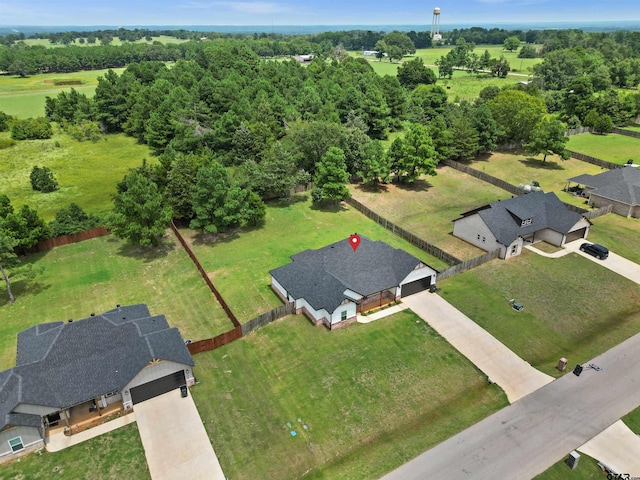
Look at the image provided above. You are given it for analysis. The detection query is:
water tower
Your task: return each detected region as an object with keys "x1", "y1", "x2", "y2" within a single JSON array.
[{"x1": 431, "y1": 7, "x2": 442, "y2": 41}]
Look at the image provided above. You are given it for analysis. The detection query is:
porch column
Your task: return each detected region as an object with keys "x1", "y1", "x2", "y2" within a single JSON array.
[
  {"x1": 61, "y1": 409, "x2": 70, "y2": 428},
  {"x1": 95, "y1": 397, "x2": 103, "y2": 416}
]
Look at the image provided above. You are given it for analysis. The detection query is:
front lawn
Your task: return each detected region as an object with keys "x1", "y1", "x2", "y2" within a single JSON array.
[
  {"x1": 0, "y1": 232, "x2": 231, "y2": 369},
  {"x1": 191, "y1": 311, "x2": 508, "y2": 480},
  {"x1": 566, "y1": 133, "x2": 640, "y2": 165},
  {"x1": 0, "y1": 131, "x2": 152, "y2": 221},
  {"x1": 465, "y1": 151, "x2": 606, "y2": 207},
  {"x1": 183, "y1": 193, "x2": 448, "y2": 322},
  {"x1": 535, "y1": 453, "x2": 604, "y2": 480},
  {"x1": 588, "y1": 214, "x2": 640, "y2": 264},
  {"x1": 0, "y1": 423, "x2": 149, "y2": 480},
  {"x1": 438, "y1": 249, "x2": 640, "y2": 377},
  {"x1": 349, "y1": 166, "x2": 511, "y2": 260}
]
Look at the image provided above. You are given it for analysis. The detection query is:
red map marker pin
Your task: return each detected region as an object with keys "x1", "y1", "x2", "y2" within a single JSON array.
[{"x1": 349, "y1": 234, "x2": 361, "y2": 252}]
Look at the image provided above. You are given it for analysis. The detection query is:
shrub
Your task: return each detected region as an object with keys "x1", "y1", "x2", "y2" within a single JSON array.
[
  {"x1": 0, "y1": 111, "x2": 11, "y2": 132},
  {"x1": 65, "y1": 120, "x2": 101, "y2": 142},
  {"x1": 30, "y1": 165, "x2": 59, "y2": 193},
  {"x1": 0, "y1": 138, "x2": 17, "y2": 149},
  {"x1": 49, "y1": 203, "x2": 101, "y2": 236},
  {"x1": 11, "y1": 117, "x2": 53, "y2": 140}
]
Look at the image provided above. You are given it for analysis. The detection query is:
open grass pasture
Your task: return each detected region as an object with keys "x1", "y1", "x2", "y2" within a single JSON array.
[
  {"x1": 0, "y1": 131, "x2": 152, "y2": 221},
  {"x1": 0, "y1": 423, "x2": 149, "y2": 480},
  {"x1": 182, "y1": 193, "x2": 449, "y2": 322},
  {"x1": 465, "y1": 151, "x2": 607, "y2": 207},
  {"x1": 0, "y1": 68, "x2": 125, "y2": 118},
  {"x1": 191, "y1": 310, "x2": 508, "y2": 480},
  {"x1": 438, "y1": 249, "x2": 640, "y2": 377},
  {"x1": 566, "y1": 133, "x2": 640, "y2": 165},
  {"x1": 0, "y1": 232, "x2": 231, "y2": 370},
  {"x1": 413, "y1": 45, "x2": 542, "y2": 74},
  {"x1": 22, "y1": 36, "x2": 188, "y2": 48},
  {"x1": 349, "y1": 166, "x2": 511, "y2": 260}
]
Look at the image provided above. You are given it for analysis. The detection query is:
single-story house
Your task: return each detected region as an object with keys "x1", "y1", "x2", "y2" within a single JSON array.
[
  {"x1": 0, "y1": 304, "x2": 194, "y2": 461},
  {"x1": 270, "y1": 236, "x2": 437, "y2": 329},
  {"x1": 452, "y1": 191, "x2": 590, "y2": 259},
  {"x1": 567, "y1": 167, "x2": 640, "y2": 218}
]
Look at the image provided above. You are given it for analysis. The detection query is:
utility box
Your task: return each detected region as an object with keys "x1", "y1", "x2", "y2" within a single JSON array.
[
  {"x1": 565, "y1": 451, "x2": 580, "y2": 469},
  {"x1": 557, "y1": 358, "x2": 568, "y2": 371}
]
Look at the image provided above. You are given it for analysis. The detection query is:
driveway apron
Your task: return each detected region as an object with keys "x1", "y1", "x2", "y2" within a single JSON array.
[{"x1": 135, "y1": 389, "x2": 225, "y2": 480}]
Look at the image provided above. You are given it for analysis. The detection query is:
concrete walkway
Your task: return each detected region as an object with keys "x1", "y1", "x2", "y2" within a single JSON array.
[
  {"x1": 357, "y1": 303, "x2": 408, "y2": 323},
  {"x1": 46, "y1": 411, "x2": 137, "y2": 452},
  {"x1": 525, "y1": 244, "x2": 571, "y2": 258},
  {"x1": 401, "y1": 293, "x2": 553, "y2": 403},
  {"x1": 135, "y1": 389, "x2": 225, "y2": 480}
]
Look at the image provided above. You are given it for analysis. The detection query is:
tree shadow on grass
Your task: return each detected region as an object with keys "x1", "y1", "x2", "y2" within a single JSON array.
[
  {"x1": 0, "y1": 281, "x2": 51, "y2": 308},
  {"x1": 353, "y1": 183, "x2": 389, "y2": 193},
  {"x1": 309, "y1": 200, "x2": 349, "y2": 213},
  {"x1": 395, "y1": 178, "x2": 434, "y2": 192},
  {"x1": 266, "y1": 194, "x2": 309, "y2": 209},
  {"x1": 116, "y1": 237, "x2": 176, "y2": 262},
  {"x1": 518, "y1": 158, "x2": 565, "y2": 170}
]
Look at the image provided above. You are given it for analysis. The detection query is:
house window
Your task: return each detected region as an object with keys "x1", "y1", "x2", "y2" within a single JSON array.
[
  {"x1": 341, "y1": 311, "x2": 347, "y2": 321},
  {"x1": 482, "y1": 236, "x2": 486, "y2": 242},
  {"x1": 521, "y1": 218, "x2": 532, "y2": 226},
  {"x1": 511, "y1": 244, "x2": 518, "y2": 254},
  {"x1": 477, "y1": 234, "x2": 480, "y2": 240},
  {"x1": 9, "y1": 437, "x2": 24, "y2": 452}
]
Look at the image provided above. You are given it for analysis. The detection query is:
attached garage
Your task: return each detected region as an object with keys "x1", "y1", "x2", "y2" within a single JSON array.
[
  {"x1": 401, "y1": 275, "x2": 432, "y2": 298},
  {"x1": 130, "y1": 370, "x2": 186, "y2": 405},
  {"x1": 565, "y1": 227, "x2": 587, "y2": 244}
]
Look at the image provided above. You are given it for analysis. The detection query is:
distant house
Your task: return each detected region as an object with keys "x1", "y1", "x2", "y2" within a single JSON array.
[
  {"x1": 453, "y1": 192, "x2": 590, "y2": 259},
  {"x1": 270, "y1": 237, "x2": 437, "y2": 329},
  {"x1": 567, "y1": 168, "x2": 640, "y2": 218},
  {"x1": 294, "y1": 54, "x2": 314, "y2": 63},
  {"x1": 0, "y1": 304, "x2": 194, "y2": 460},
  {"x1": 363, "y1": 50, "x2": 378, "y2": 56}
]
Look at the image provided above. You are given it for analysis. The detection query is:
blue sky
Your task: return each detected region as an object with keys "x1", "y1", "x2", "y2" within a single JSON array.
[{"x1": 2, "y1": 0, "x2": 640, "y2": 26}]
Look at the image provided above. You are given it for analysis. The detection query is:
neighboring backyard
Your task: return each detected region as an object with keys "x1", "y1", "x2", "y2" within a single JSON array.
[
  {"x1": 566, "y1": 133, "x2": 640, "y2": 165},
  {"x1": 462, "y1": 151, "x2": 607, "y2": 207},
  {"x1": 0, "y1": 424, "x2": 149, "y2": 480},
  {"x1": 0, "y1": 131, "x2": 152, "y2": 221},
  {"x1": 348, "y1": 165, "x2": 511, "y2": 260},
  {"x1": 0, "y1": 232, "x2": 231, "y2": 370},
  {"x1": 191, "y1": 310, "x2": 508, "y2": 480},
  {"x1": 182, "y1": 192, "x2": 449, "y2": 323},
  {"x1": 437, "y1": 249, "x2": 640, "y2": 377}
]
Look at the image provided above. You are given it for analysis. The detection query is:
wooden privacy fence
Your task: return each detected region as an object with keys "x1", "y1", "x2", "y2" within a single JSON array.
[
  {"x1": 436, "y1": 249, "x2": 502, "y2": 281},
  {"x1": 566, "y1": 150, "x2": 622, "y2": 170},
  {"x1": 170, "y1": 222, "x2": 240, "y2": 328},
  {"x1": 565, "y1": 127, "x2": 593, "y2": 136},
  {"x1": 186, "y1": 326, "x2": 243, "y2": 355},
  {"x1": 242, "y1": 302, "x2": 295, "y2": 335},
  {"x1": 345, "y1": 197, "x2": 461, "y2": 266},
  {"x1": 28, "y1": 227, "x2": 110, "y2": 252},
  {"x1": 612, "y1": 127, "x2": 640, "y2": 139},
  {"x1": 582, "y1": 204, "x2": 614, "y2": 219},
  {"x1": 442, "y1": 159, "x2": 526, "y2": 196}
]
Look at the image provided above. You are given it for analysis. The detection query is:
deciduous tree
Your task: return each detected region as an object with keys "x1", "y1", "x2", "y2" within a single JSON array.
[
  {"x1": 312, "y1": 147, "x2": 350, "y2": 202},
  {"x1": 524, "y1": 117, "x2": 570, "y2": 162}
]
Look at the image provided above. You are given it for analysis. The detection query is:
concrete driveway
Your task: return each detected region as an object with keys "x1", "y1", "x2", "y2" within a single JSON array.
[
  {"x1": 564, "y1": 240, "x2": 640, "y2": 285},
  {"x1": 401, "y1": 293, "x2": 553, "y2": 403},
  {"x1": 135, "y1": 389, "x2": 225, "y2": 480}
]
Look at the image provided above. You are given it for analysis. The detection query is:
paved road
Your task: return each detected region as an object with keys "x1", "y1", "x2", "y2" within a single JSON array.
[
  {"x1": 382, "y1": 331, "x2": 640, "y2": 480},
  {"x1": 135, "y1": 389, "x2": 225, "y2": 480},
  {"x1": 402, "y1": 293, "x2": 553, "y2": 403},
  {"x1": 565, "y1": 240, "x2": 640, "y2": 285}
]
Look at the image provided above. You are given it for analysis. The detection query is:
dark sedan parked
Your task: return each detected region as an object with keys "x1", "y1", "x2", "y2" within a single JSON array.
[{"x1": 580, "y1": 243, "x2": 609, "y2": 260}]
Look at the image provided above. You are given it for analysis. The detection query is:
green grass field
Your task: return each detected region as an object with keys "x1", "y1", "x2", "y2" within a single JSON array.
[
  {"x1": 621, "y1": 125, "x2": 640, "y2": 133},
  {"x1": 535, "y1": 453, "x2": 605, "y2": 480},
  {"x1": 438, "y1": 249, "x2": 640, "y2": 377},
  {"x1": 349, "y1": 166, "x2": 510, "y2": 259},
  {"x1": 567, "y1": 133, "x2": 640, "y2": 165},
  {"x1": 0, "y1": 423, "x2": 149, "y2": 480},
  {"x1": 0, "y1": 232, "x2": 232, "y2": 370},
  {"x1": 22, "y1": 36, "x2": 188, "y2": 48},
  {"x1": 0, "y1": 131, "x2": 152, "y2": 221},
  {"x1": 464, "y1": 151, "x2": 607, "y2": 207},
  {"x1": 183, "y1": 193, "x2": 450, "y2": 322},
  {"x1": 588, "y1": 214, "x2": 640, "y2": 264},
  {"x1": 0, "y1": 68, "x2": 125, "y2": 118},
  {"x1": 191, "y1": 310, "x2": 508, "y2": 480}
]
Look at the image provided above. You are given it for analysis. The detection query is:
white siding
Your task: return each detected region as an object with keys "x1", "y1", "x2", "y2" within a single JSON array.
[
  {"x1": 329, "y1": 302, "x2": 357, "y2": 325},
  {"x1": 453, "y1": 215, "x2": 500, "y2": 252},
  {"x1": 343, "y1": 289, "x2": 363, "y2": 301},
  {"x1": 0, "y1": 426, "x2": 43, "y2": 458},
  {"x1": 295, "y1": 298, "x2": 328, "y2": 324},
  {"x1": 271, "y1": 277, "x2": 288, "y2": 300},
  {"x1": 536, "y1": 228, "x2": 564, "y2": 246},
  {"x1": 400, "y1": 264, "x2": 437, "y2": 286}
]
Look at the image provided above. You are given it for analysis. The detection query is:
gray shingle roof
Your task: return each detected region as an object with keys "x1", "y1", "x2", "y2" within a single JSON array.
[
  {"x1": 270, "y1": 237, "x2": 424, "y2": 313},
  {"x1": 461, "y1": 192, "x2": 585, "y2": 246},
  {"x1": 568, "y1": 168, "x2": 640, "y2": 206},
  {"x1": 0, "y1": 304, "x2": 194, "y2": 430}
]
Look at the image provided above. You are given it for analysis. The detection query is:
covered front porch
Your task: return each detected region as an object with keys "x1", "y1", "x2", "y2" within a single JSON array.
[
  {"x1": 46, "y1": 398, "x2": 129, "y2": 437},
  {"x1": 357, "y1": 289, "x2": 397, "y2": 314}
]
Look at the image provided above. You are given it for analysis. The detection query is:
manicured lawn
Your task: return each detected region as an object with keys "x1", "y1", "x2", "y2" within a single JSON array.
[
  {"x1": 438, "y1": 249, "x2": 640, "y2": 377},
  {"x1": 535, "y1": 453, "x2": 605, "y2": 480},
  {"x1": 0, "y1": 233, "x2": 231, "y2": 370},
  {"x1": 621, "y1": 124, "x2": 640, "y2": 133},
  {"x1": 0, "y1": 131, "x2": 152, "y2": 221},
  {"x1": 567, "y1": 133, "x2": 640, "y2": 165},
  {"x1": 0, "y1": 423, "x2": 149, "y2": 480},
  {"x1": 183, "y1": 193, "x2": 449, "y2": 322},
  {"x1": 191, "y1": 310, "x2": 508, "y2": 480},
  {"x1": 465, "y1": 151, "x2": 607, "y2": 207},
  {"x1": 0, "y1": 68, "x2": 125, "y2": 118},
  {"x1": 588, "y1": 214, "x2": 640, "y2": 264},
  {"x1": 349, "y1": 166, "x2": 511, "y2": 260}
]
